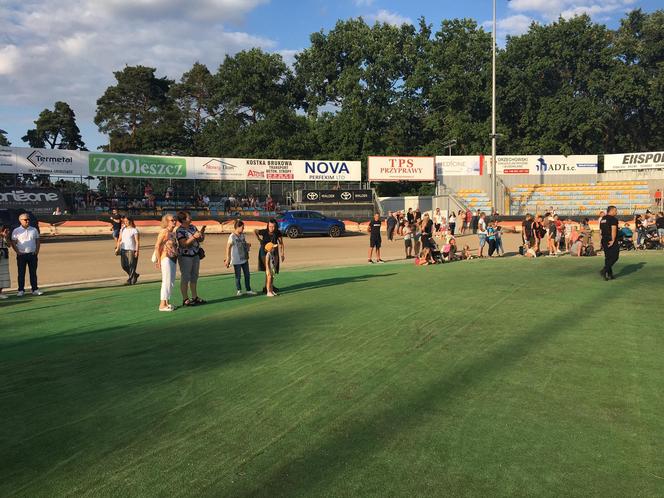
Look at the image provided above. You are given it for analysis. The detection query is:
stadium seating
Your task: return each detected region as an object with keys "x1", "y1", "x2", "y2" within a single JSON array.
[
  {"x1": 508, "y1": 181, "x2": 651, "y2": 216},
  {"x1": 455, "y1": 190, "x2": 493, "y2": 213}
]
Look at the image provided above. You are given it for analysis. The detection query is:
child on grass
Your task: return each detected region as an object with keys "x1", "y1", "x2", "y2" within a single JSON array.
[{"x1": 264, "y1": 242, "x2": 278, "y2": 297}]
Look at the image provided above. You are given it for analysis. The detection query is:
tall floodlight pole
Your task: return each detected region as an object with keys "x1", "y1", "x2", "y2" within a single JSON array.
[{"x1": 491, "y1": 0, "x2": 497, "y2": 213}]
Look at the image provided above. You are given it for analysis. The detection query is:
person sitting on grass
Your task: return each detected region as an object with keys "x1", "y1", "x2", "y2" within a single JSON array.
[
  {"x1": 264, "y1": 242, "x2": 278, "y2": 297},
  {"x1": 461, "y1": 244, "x2": 474, "y2": 260},
  {"x1": 569, "y1": 234, "x2": 584, "y2": 257}
]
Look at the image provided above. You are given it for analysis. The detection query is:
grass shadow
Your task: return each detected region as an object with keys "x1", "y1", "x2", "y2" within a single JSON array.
[{"x1": 615, "y1": 262, "x2": 646, "y2": 277}]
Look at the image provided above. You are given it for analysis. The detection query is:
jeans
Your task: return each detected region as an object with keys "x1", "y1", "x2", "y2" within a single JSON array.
[
  {"x1": 233, "y1": 262, "x2": 251, "y2": 291},
  {"x1": 488, "y1": 239, "x2": 497, "y2": 256},
  {"x1": 17, "y1": 253, "x2": 38, "y2": 292},
  {"x1": 120, "y1": 250, "x2": 137, "y2": 280},
  {"x1": 160, "y1": 258, "x2": 176, "y2": 300},
  {"x1": 637, "y1": 229, "x2": 646, "y2": 246},
  {"x1": 602, "y1": 242, "x2": 620, "y2": 277},
  {"x1": 495, "y1": 237, "x2": 503, "y2": 254}
]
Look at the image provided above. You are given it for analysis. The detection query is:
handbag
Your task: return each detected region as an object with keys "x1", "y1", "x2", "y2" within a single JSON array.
[{"x1": 198, "y1": 247, "x2": 206, "y2": 260}]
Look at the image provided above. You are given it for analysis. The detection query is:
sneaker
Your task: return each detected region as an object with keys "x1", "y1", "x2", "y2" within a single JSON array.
[
  {"x1": 32, "y1": 290, "x2": 44, "y2": 296},
  {"x1": 236, "y1": 290, "x2": 243, "y2": 296},
  {"x1": 267, "y1": 292, "x2": 276, "y2": 297},
  {"x1": 159, "y1": 305, "x2": 175, "y2": 312},
  {"x1": 0, "y1": 294, "x2": 8, "y2": 299},
  {"x1": 368, "y1": 259, "x2": 374, "y2": 264},
  {"x1": 16, "y1": 290, "x2": 24, "y2": 297},
  {"x1": 132, "y1": 273, "x2": 140, "y2": 284},
  {"x1": 377, "y1": 259, "x2": 385, "y2": 264},
  {"x1": 246, "y1": 290, "x2": 257, "y2": 296}
]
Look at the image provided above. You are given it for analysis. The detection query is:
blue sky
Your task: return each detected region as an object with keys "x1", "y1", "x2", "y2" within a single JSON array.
[{"x1": 1, "y1": 0, "x2": 660, "y2": 150}]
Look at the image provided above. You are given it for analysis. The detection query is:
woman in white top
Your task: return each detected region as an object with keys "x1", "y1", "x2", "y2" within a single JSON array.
[
  {"x1": 433, "y1": 208, "x2": 444, "y2": 233},
  {"x1": 448, "y1": 212, "x2": 456, "y2": 236},
  {"x1": 0, "y1": 224, "x2": 10, "y2": 299},
  {"x1": 224, "y1": 219, "x2": 257, "y2": 296},
  {"x1": 115, "y1": 216, "x2": 140, "y2": 285},
  {"x1": 154, "y1": 214, "x2": 178, "y2": 311}
]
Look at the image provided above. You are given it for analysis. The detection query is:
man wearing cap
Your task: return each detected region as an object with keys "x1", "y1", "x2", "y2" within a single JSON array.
[
  {"x1": 599, "y1": 205, "x2": 619, "y2": 280},
  {"x1": 11, "y1": 214, "x2": 43, "y2": 296}
]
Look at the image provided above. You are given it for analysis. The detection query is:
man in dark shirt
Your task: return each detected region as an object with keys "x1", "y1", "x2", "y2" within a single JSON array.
[
  {"x1": 522, "y1": 214, "x2": 534, "y2": 248},
  {"x1": 599, "y1": 205, "x2": 619, "y2": 280},
  {"x1": 110, "y1": 209, "x2": 123, "y2": 241},
  {"x1": 386, "y1": 211, "x2": 397, "y2": 241},
  {"x1": 367, "y1": 213, "x2": 384, "y2": 264}
]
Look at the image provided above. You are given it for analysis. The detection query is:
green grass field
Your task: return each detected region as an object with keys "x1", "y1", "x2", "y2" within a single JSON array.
[{"x1": 1, "y1": 253, "x2": 663, "y2": 497}]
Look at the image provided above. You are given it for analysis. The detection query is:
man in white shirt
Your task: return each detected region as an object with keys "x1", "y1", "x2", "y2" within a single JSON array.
[{"x1": 10, "y1": 214, "x2": 43, "y2": 296}]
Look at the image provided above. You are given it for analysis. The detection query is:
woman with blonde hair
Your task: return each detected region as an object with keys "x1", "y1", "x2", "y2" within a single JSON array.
[{"x1": 154, "y1": 214, "x2": 178, "y2": 311}]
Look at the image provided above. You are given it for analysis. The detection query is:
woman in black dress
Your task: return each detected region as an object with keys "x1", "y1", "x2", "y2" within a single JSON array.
[{"x1": 255, "y1": 219, "x2": 285, "y2": 293}]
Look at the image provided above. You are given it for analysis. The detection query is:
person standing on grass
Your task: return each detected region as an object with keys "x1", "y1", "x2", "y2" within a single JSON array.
[
  {"x1": 256, "y1": 219, "x2": 285, "y2": 293},
  {"x1": 154, "y1": 214, "x2": 178, "y2": 312},
  {"x1": 448, "y1": 211, "x2": 456, "y2": 237},
  {"x1": 494, "y1": 221, "x2": 504, "y2": 256},
  {"x1": 0, "y1": 224, "x2": 11, "y2": 299},
  {"x1": 386, "y1": 211, "x2": 397, "y2": 241},
  {"x1": 477, "y1": 212, "x2": 488, "y2": 258},
  {"x1": 115, "y1": 216, "x2": 140, "y2": 285},
  {"x1": 600, "y1": 206, "x2": 620, "y2": 281},
  {"x1": 225, "y1": 220, "x2": 257, "y2": 297},
  {"x1": 403, "y1": 222, "x2": 413, "y2": 259},
  {"x1": 176, "y1": 211, "x2": 207, "y2": 307},
  {"x1": 487, "y1": 220, "x2": 497, "y2": 257},
  {"x1": 264, "y1": 242, "x2": 278, "y2": 297},
  {"x1": 522, "y1": 214, "x2": 534, "y2": 249},
  {"x1": 420, "y1": 214, "x2": 435, "y2": 257},
  {"x1": 367, "y1": 213, "x2": 384, "y2": 264},
  {"x1": 110, "y1": 208, "x2": 122, "y2": 241},
  {"x1": 433, "y1": 208, "x2": 443, "y2": 234},
  {"x1": 11, "y1": 214, "x2": 42, "y2": 297}
]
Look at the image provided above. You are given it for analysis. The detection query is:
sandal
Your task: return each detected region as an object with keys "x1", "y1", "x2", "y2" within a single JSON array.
[
  {"x1": 183, "y1": 298, "x2": 196, "y2": 306},
  {"x1": 193, "y1": 297, "x2": 207, "y2": 305}
]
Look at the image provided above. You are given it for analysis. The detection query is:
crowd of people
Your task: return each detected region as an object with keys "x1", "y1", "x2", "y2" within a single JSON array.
[{"x1": 374, "y1": 205, "x2": 663, "y2": 274}]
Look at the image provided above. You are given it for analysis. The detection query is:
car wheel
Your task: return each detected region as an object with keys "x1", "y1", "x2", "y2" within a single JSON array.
[
  {"x1": 287, "y1": 226, "x2": 301, "y2": 239},
  {"x1": 329, "y1": 225, "x2": 342, "y2": 238}
]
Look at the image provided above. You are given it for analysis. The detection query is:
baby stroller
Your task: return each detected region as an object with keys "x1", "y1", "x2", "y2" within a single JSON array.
[
  {"x1": 429, "y1": 239, "x2": 444, "y2": 264},
  {"x1": 618, "y1": 231, "x2": 635, "y2": 251},
  {"x1": 642, "y1": 227, "x2": 661, "y2": 250}
]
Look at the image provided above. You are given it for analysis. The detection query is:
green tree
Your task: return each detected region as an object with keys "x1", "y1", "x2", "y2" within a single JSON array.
[
  {"x1": 0, "y1": 130, "x2": 10, "y2": 146},
  {"x1": 95, "y1": 66, "x2": 182, "y2": 154},
  {"x1": 22, "y1": 101, "x2": 86, "y2": 149},
  {"x1": 610, "y1": 9, "x2": 664, "y2": 152},
  {"x1": 169, "y1": 62, "x2": 218, "y2": 155},
  {"x1": 498, "y1": 15, "x2": 616, "y2": 154}
]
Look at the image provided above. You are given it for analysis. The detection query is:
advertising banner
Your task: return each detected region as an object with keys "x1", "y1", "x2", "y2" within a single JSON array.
[
  {"x1": 220, "y1": 158, "x2": 361, "y2": 182},
  {"x1": 368, "y1": 156, "x2": 435, "y2": 182},
  {"x1": 193, "y1": 157, "x2": 246, "y2": 180},
  {"x1": 301, "y1": 190, "x2": 372, "y2": 203},
  {"x1": 8, "y1": 147, "x2": 87, "y2": 176},
  {"x1": 496, "y1": 155, "x2": 598, "y2": 175},
  {"x1": 88, "y1": 152, "x2": 188, "y2": 179},
  {"x1": 435, "y1": 155, "x2": 483, "y2": 177},
  {"x1": 0, "y1": 187, "x2": 67, "y2": 215},
  {"x1": 604, "y1": 152, "x2": 664, "y2": 171}
]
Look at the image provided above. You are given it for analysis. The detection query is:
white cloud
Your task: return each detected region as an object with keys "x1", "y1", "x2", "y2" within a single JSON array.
[
  {"x1": 367, "y1": 9, "x2": 413, "y2": 26},
  {"x1": 0, "y1": 0, "x2": 274, "y2": 124},
  {"x1": 483, "y1": 14, "x2": 535, "y2": 37},
  {"x1": 508, "y1": 0, "x2": 638, "y2": 21}
]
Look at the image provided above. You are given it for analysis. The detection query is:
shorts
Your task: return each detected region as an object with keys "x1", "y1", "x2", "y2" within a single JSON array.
[
  {"x1": 178, "y1": 255, "x2": 200, "y2": 284},
  {"x1": 479, "y1": 234, "x2": 487, "y2": 247},
  {"x1": 370, "y1": 237, "x2": 382, "y2": 249},
  {"x1": 404, "y1": 239, "x2": 413, "y2": 248},
  {"x1": 112, "y1": 229, "x2": 120, "y2": 239}
]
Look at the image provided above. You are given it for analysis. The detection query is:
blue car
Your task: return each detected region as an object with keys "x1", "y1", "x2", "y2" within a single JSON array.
[{"x1": 277, "y1": 210, "x2": 346, "y2": 238}]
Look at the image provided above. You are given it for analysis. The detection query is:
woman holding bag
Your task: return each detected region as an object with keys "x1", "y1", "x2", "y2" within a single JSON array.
[{"x1": 154, "y1": 214, "x2": 178, "y2": 312}]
